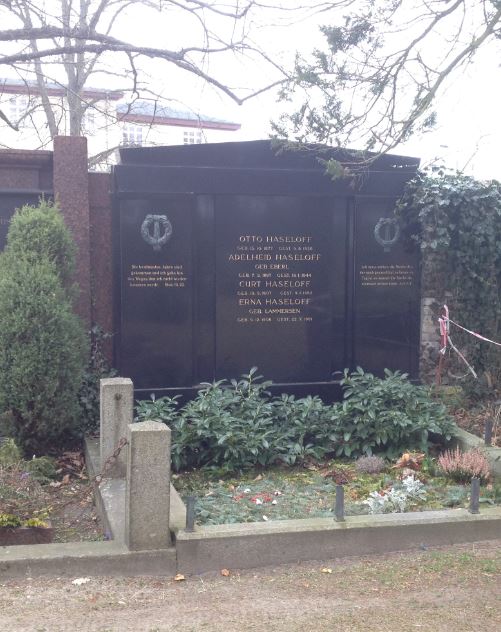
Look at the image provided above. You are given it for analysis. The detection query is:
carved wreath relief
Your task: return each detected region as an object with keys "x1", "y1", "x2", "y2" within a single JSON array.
[
  {"x1": 141, "y1": 214, "x2": 173, "y2": 251},
  {"x1": 374, "y1": 217, "x2": 400, "y2": 252}
]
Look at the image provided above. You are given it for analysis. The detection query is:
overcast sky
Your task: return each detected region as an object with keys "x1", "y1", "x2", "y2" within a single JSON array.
[
  {"x1": 2, "y1": 1, "x2": 500, "y2": 180},
  {"x1": 120, "y1": 1, "x2": 501, "y2": 181}
]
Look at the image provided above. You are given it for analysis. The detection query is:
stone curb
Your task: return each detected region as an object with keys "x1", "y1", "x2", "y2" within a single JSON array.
[
  {"x1": 176, "y1": 508, "x2": 501, "y2": 574},
  {"x1": 1, "y1": 436, "x2": 500, "y2": 579},
  {"x1": 0, "y1": 541, "x2": 176, "y2": 579}
]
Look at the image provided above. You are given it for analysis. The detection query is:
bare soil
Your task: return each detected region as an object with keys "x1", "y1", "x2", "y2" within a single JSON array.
[
  {"x1": 0, "y1": 540, "x2": 499, "y2": 632},
  {"x1": 453, "y1": 401, "x2": 500, "y2": 446},
  {"x1": 47, "y1": 478, "x2": 104, "y2": 543}
]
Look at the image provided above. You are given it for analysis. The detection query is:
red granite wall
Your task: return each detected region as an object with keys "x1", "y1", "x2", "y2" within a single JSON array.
[
  {"x1": 0, "y1": 149, "x2": 52, "y2": 190},
  {"x1": 53, "y1": 136, "x2": 92, "y2": 325},
  {"x1": 88, "y1": 172, "x2": 114, "y2": 346}
]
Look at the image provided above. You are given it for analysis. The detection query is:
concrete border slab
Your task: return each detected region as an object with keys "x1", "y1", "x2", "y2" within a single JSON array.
[
  {"x1": 176, "y1": 507, "x2": 501, "y2": 574},
  {"x1": 85, "y1": 437, "x2": 186, "y2": 536},
  {"x1": 0, "y1": 541, "x2": 176, "y2": 578}
]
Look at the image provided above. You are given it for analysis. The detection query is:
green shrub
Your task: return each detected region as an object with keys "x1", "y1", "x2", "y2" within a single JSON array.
[
  {"x1": 271, "y1": 394, "x2": 336, "y2": 464},
  {"x1": 0, "y1": 513, "x2": 22, "y2": 528},
  {"x1": 0, "y1": 438, "x2": 22, "y2": 466},
  {"x1": 0, "y1": 258, "x2": 86, "y2": 454},
  {"x1": 5, "y1": 199, "x2": 76, "y2": 292},
  {"x1": 24, "y1": 456, "x2": 57, "y2": 483},
  {"x1": 165, "y1": 372, "x2": 277, "y2": 472},
  {"x1": 332, "y1": 368, "x2": 455, "y2": 459},
  {"x1": 136, "y1": 368, "x2": 455, "y2": 473},
  {"x1": 0, "y1": 201, "x2": 87, "y2": 454},
  {"x1": 137, "y1": 369, "x2": 332, "y2": 473}
]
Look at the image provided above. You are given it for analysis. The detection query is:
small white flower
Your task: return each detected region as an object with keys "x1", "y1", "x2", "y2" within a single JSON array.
[{"x1": 71, "y1": 577, "x2": 91, "y2": 586}]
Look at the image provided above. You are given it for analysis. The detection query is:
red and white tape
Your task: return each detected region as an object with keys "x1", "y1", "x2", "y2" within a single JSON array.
[{"x1": 437, "y1": 305, "x2": 500, "y2": 384}]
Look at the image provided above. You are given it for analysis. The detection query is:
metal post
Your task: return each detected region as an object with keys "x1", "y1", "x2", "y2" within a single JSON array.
[
  {"x1": 469, "y1": 477, "x2": 480, "y2": 514},
  {"x1": 185, "y1": 495, "x2": 196, "y2": 532},
  {"x1": 484, "y1": 419, "x2": 493, "y2": 446},
  {"x1": 334, "y1": 485, "x2": 345, "y2": 522}
]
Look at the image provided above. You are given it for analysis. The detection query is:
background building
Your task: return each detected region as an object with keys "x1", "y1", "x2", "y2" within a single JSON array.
[{"x1": 0, "y1": 79, "x2": 241, "y2": 170}]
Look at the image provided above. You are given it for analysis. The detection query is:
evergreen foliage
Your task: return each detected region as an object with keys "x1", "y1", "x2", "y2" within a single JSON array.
[
  {"x1": 397, "y1": 173, "x2": 501, "y2": 391},
  {"x1": 0, "y1": 201, "x2": 86, "y2": 454},
  {"x1": 136, "y1": 368, "x2": 454, "y2": 473}
]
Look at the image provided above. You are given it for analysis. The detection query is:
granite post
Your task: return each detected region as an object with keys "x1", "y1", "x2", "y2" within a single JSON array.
[
  {"x1": 125, "y1": 421, "x2": 171, "y2": 551},
  {"x1": 53, "y1": 136, "x2": 91, "y2": 325},
  {"x1": 99, "y1": 377, "x2": 133, "y2": 478}
]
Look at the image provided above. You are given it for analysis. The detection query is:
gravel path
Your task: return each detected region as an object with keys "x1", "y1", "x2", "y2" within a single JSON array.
[{"x1": 0, "y1": 540, "x2": 500, "y2": 632}]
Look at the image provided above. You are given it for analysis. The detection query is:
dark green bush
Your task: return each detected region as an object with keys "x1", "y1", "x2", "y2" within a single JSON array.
[
  {"x1": 77, "y1": 326, "x2": 116, "y2": 436},
  {"x1": 332, "y1": 368, "x2": 455, "y2": 458},
  {"x1": 0, "y1": 201, "x2": 87, "y2": 454},
  {"x1": 0, "y1": 258, "x2": 86, "y2": 453},
  {"x1": 136, "y1": 368, "x2": 455, "y2": 473},
  {"x1": 5, "y1": 199, "x2": 77, "y2": 292},
  {"x1": 136, "y1": 369, "x2": 331, "y2": 473},
  {"x1": 271, "y1": 394, "x2": 336, "y2": 464}
]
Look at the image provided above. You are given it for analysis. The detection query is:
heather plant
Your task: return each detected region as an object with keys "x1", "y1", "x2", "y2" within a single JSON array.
[
  {"x1": 355, "y1": 455, "x2": 386, "y2": 475},
  {"x1": 438, "y1": 447, "x2": 491, "y2": 484}
]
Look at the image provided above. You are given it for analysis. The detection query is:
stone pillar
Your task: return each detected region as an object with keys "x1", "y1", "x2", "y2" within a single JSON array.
[
  {"x1": 420, "y1": 246, "x2": 448, "y2": 383},
  {"x1": 53, "y1": 136, "x2": 91, "y2": 325},
  {"x1": 100, "y1": 377, "x2": 133, "y2": 478},
  {"x1": 125, "y1": 421, "x2": 171, "y2": 551}
]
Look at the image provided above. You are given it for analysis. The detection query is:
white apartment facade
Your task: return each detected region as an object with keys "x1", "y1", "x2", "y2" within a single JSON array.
[{"x1": 0, "y1": 79, "x2": 241, "y2": 170}]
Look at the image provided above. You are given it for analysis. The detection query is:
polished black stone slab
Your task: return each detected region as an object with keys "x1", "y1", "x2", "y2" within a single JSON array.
[
  {"x1": 0, "y1": 193, "x2": 51, "y2": 251},
  {"x1": 214, "y1": 195, "x2": 335, "y2": 383},
  {"x1": 353, "y1": 198, "x2": 420, "y2": 376},
  {"x1": 112, "y1": 140, "x2": 420, "y2": 398},
  {"x1": 117, "y1": 196, "x2": 194, "y2": 389}
]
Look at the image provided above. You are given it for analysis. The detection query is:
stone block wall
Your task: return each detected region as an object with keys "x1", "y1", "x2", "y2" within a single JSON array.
[{"x1": 419, "y1": 240, "x2": 450, "y2": 384}]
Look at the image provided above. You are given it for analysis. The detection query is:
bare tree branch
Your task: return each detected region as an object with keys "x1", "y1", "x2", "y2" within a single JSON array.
[
  {"x1": 274, "y1": 0, "x2": 501, "y2": 163},
  {"x1": 1, "y1": 0, "x2": 316, "y2": 146}
]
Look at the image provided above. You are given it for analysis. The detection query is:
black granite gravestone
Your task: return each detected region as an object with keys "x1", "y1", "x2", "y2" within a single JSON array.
[{"x1": 112, "y1": 141, "x2": 420, "y2": 399}]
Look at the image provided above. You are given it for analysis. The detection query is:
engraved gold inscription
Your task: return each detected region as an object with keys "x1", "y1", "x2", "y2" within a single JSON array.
[
  {"x1": 127, "y1": 263, "x2": 187, "y2": 289},
  {"x1": 228, "y1": 234, "x2": 321, "y2": 324},
  {"x1": 359, "y1": 264, "x2": 414, "y2": 287}
]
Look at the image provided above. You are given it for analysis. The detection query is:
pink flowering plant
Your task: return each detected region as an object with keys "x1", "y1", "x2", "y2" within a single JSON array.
[{"x1": 438, "y1": 447, "x2": 490, "y2": 484}]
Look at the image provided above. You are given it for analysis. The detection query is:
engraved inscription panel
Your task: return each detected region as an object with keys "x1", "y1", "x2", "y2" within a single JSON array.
[
  {"x1": 119, "y1": 196, "x2": 193, "y2": 389},
  {"x1": 215, "y1": 196, "x2": 334, "y2": 383},
  {"x1": 354, "y1": 198, "x2": 419, "y2": 377}
]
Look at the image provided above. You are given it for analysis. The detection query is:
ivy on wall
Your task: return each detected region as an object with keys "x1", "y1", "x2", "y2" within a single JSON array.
[{"x1": 397, "y1": 171, "x2": 501, "y2": 391}]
